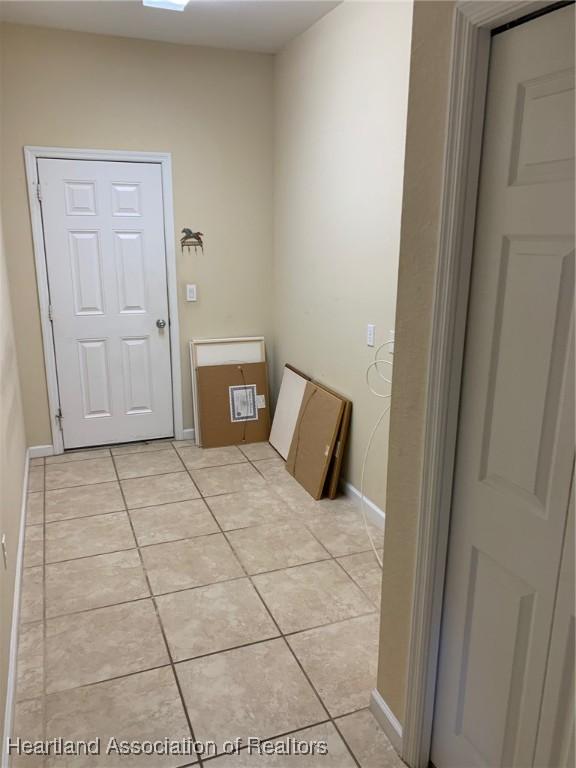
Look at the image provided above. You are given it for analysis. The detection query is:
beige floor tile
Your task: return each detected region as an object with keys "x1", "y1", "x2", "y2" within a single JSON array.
[
  {"x1": 191, "y1": 463, "x2": 266, "y2": 497},
  {"x1": 16, "y1": 622, "x2": 44, "y2": 701},
  {"x1": 45, "y1": 512, "x2": 135, "y2": 563},
  {"x1": 335, "y1": 709, "x2": 405, "y2": 768},
  {"x1": 141, "y1": 533, "x2": 243, "y2": 595},
  {"x1": 252, "y1": 457, "x2": 286, "y2": 480},
  {"x1": 288, "y1": 614, "x2": 380, "y2": 717},
  {"x1": 45, "y1": 667, "x2": 191, "y2": 768},
  {"x1": 250, "y1": 462, "x2": 317, "y2": 514},
  {"x1": 13, "y1": 698, "x2": 45, "y2": 768},
  {"x1": 305, "y1": 502, "x2": 384, "y2": 557},
  {"x1": 121, "y1": 471, "x2": 200, "y2": 509},
  {"x1": 45, "y1": 600, "x2": 169, "y2": 693},
  {"x1": 226, "y1": 522, "x2": 329, "y2": 575},
  {"x1": 206, "y1": 723, "x2": 356, "y2": 767},
  {"x1": 20, "y1": 567, "x2": 43, "y2": 624},
  {"x1": 273, "y1": 482, "x2": 319, "y2": 516},
  {"x1": 206, "y1": 487, "x2": 291, "y2": 531},
  {"x1": 45, "y1": 448, "x2": 111, "y2": 465},
  {"x1": 171, "y1": 439, "x2": 194, "y2": 448},
  {"x1": 24, "y1": 525, "x2": 43, "y2": 567},
  {"x1": 176, "y1": 638, "x2": 325, "y2": 751},
  {"x1": 45, "y1": 482, "x2": 124, "y2": 523},
  {"x1": 28, "y1": 467, "x2": 44, "y2": 492},
  {"x1": 177, "y1": 444, "x2": 247, "y2": 470},
  {"x1": 238, "y1": 442, "x2": 280, "y2": 462},
  {"x1": 157, "y1": 578, "x2": 278, "y2": 661},
  {"x1": 337, "y1": 551, "x2": 383, "y2": 607},
  {"x1": 45, "y1": 458, "x2": 116, "y2": 490},
  {"x1": 46, "y1": 550, "x2": 149, "y2": 616},
  {"x1": 130, "y1": 499, "x2": 218, "y2": 546},
  {"x1": 26, "y1": 493, "x2": 44, "y2": 526},
  {"x1": 111, "y1": 441, "x2": 174, "y2": 455},
  {"x1": 29, "y1": 458, "x2": 44, "y2": 467},
  {"x1": 114, "y1": 450, "x2": 183, "y2": 479},
  {"x1": 253, "y1": 560, "x2": 374, "y2": 634}
]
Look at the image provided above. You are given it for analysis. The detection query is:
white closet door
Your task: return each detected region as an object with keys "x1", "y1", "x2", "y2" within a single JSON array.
[
  {"x1": 431, "y1": 6, "x2": 575, "y2": 767},
  {"x1": 39, "y1": 158, "x2": 174, "y2": 448}
]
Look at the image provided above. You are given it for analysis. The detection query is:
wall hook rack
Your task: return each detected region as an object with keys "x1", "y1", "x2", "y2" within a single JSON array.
[{"x1": 181, "y1": 228, "x2": 205, "y2": 254}]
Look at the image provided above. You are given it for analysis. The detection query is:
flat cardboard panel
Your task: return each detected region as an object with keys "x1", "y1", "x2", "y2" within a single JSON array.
[
  {"x1": 193, "y1": 337, "x2": 265, "y2": 367},
  {"x1": 190, "y1": 337, "x2": 266, "y2": 445},
  {"x1": 196, "y1": 362, "x2": 270, "y2": 448},
  {"x1": 324, "y1": 396, "x2": 352, "y2": 499},
  {"x1": 269, "y1": 365, "x2": 309, "y2": 460},
  {"x1": 286, "y1": 382, "x2": 345, "y2": 500}
]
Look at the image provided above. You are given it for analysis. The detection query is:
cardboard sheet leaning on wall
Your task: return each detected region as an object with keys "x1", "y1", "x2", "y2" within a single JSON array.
[
  {"x1": 286, "y1": 382, "x2": 346, "y2": 500},
  {"x1": 196, "y1": 362, "x2": 270, "y2": 448},
  {"x1": 269, "y1": 364, "x2": 310, "y2": 459}
]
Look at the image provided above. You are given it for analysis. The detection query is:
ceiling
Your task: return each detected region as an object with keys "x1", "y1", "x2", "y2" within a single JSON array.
[{"x1": 0, "y1": 0, "x2": 340, "y2": 53}]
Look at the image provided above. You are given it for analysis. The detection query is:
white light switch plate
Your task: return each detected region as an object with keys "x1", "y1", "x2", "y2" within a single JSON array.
[
  {"x1": 366, "y1": 323, "x2": 376, "y2": 347},
  {"x1": 186, "y1": 284, "x2": 197, "y2": 302}
]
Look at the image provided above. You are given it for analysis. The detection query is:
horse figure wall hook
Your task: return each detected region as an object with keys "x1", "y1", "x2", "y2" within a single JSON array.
[{"x1": 181, "y1": 228, "x2": 205, "y2": 254}]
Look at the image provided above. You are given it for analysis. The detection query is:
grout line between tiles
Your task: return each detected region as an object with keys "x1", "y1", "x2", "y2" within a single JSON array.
[
  {"x1": 183, "y1": 458, "x2": 362, "y2": 768},
  {"x1": 27, "y1": 441, "x2": 378, "y2": 765},
  {"x1": 109, "y1": 450, "x2": 205, "y2": 768},
  {"x1": 44, "y1": 450, "x2": 112, "y2": 466},
  {"x1": 46, "y1": 663, "x2": 174, "y2": 697}
]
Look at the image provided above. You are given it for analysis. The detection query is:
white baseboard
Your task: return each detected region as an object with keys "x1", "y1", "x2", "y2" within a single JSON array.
[
  {"x1": 28, "y1": 444, "x2": 54, "y2": 458},
  {"x1": 180, "y1": 428, "x2": 195, "y2": 442},
  {"x1": 342, "y1": 481, "x2": 385, "y2": 530},
  {"x1": 370, "y1": 688, "x2": 403, "y2": 754},
  {"x1": 2, "y1": 449, "x2": 30, "y2": 768}
]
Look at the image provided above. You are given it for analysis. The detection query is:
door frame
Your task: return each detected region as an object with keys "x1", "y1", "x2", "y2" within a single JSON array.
[
  {"x1": 24, "y1": 146, "x2": 184, "y2": 454},
  {"x1": 401, "y1": 2, "x2": 562, "y2": 767}
]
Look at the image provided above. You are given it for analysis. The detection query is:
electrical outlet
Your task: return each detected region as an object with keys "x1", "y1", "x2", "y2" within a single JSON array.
[
  {"x1": 366, "y1": 323, "x2": 376, "y2": 347},
  {"x1": 186, "y1": 284, "x2": 197, "y2": 302}
]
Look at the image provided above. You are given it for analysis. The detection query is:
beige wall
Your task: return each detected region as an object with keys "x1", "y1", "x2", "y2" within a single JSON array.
[
  {"x1": 1, "y1": 24, "x2": 274, "y2": 446},
  {"x1": 0, "y1": 23, "x2": 28, "y2": 743},
  {"x1": 376, "y1": 0, "x2": 456, "y2": 722},
  {"x1": 273, "y1": 1, "x2": 413, "y2": 507}
]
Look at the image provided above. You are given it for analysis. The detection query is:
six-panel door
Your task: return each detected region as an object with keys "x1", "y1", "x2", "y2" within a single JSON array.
[
  {"x1": 38, "y1": 158, "x2": 174, "y2": 448},
  {"x1": 431, "y1": 6, "x2": 575, "y2": 767}
]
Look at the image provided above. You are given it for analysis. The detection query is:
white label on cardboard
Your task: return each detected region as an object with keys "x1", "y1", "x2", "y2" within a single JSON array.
[
  {"x1": 256, "y1": 394, "x2": 266, "y2": 409},
  {"x1": 229, "y1": 385, "x2": 259, "y2": 422}
]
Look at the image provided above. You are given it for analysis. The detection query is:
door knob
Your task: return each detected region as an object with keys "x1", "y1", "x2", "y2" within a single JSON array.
[{"x1": 156, "y1": 319, "x2": 167, "y2": 329}]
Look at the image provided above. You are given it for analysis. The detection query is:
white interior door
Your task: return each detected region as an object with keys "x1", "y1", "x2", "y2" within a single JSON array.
[
  {"x1": 39, "y1": 158, "x2": 174, "y2": 449},
  {"x1": 431, "y1": 5, "x2": 575, "y2": 767}
]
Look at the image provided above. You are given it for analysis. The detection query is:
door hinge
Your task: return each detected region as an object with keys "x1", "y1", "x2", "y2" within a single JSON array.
[
  {"x1": 48, "y1": 305, "x2": 53, "y2": 322},
  {"x1": 55, "y1": 408, "x2": 63, "y2": 431},
  {"x1": 36, "y1": 183, "x2": 42, "y2": 202}
]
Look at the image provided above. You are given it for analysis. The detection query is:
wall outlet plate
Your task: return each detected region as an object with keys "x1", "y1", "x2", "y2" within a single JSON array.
[
  {"x1": 367, "y1": 323, "x2": 376, "y2": 347},
  {"x1": 186, "y1": 284, "x2": 197, "y2": 302}
]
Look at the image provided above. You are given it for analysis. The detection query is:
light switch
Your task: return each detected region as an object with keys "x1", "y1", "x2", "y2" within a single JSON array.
[
  {"x1": 186, "y1": 284, "x2": 197, "y2": 302},
  {"x1": 366, "y1": 323, "x2": 376, "y2": 347}
]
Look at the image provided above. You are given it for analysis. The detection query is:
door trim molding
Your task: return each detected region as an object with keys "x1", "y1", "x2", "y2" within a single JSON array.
[
  {"x1": 402, "y1": 3, "x2": 560, "y2": 767},
  {"x1": 24, "y1": 146, "x2": 184, "y2": 453}
]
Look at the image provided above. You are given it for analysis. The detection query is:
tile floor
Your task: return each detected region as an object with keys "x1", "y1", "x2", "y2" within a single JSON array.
[{"x1": 13, "y1": 441, "x2": 404, "y2": 768}]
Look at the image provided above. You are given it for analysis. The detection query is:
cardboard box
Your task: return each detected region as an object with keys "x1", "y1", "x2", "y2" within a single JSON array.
[
  {"x1": 286, "y1": 381, "x2": 345, "y2": 500},
  {"x1": 196, "y1": 362, "x2": 270, "y2": 448}
]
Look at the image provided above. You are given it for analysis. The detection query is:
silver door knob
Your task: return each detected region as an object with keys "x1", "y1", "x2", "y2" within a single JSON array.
[{"x1": 156, "y1": 319, "x2": 167, "y2": 329}]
